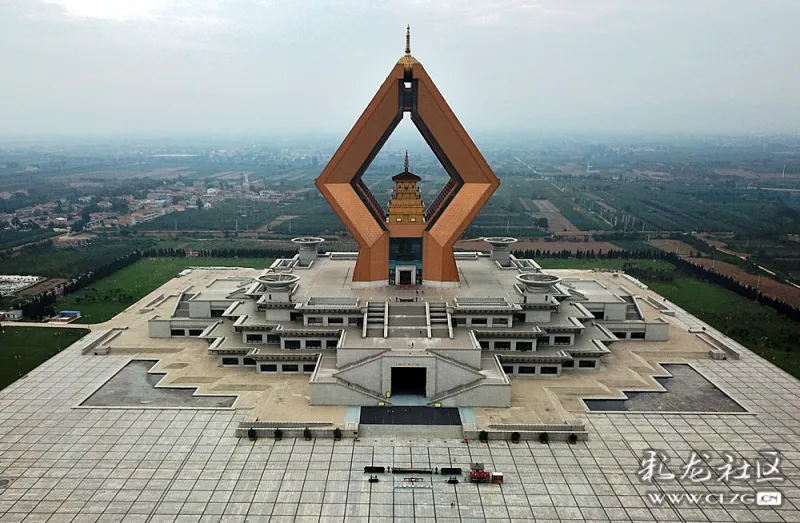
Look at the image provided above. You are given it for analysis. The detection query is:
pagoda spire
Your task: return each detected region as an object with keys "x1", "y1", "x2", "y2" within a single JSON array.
[
  {"x1": 404, "y1": 150, "x2": 409, "y2": 172},
  {"x1": 405, "y1": 24, "x2": 411, "y2": 55}
]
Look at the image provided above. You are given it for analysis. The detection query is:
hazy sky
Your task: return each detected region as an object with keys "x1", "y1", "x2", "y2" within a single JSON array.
[{"x1": 2, "y1": 0, "x2": 799, "y2": 136}]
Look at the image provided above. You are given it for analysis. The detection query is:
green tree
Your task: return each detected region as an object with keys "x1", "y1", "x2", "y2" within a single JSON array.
[
  {"x1": 111, "y1": 198, "x2": 129, "y2": 213},
  {"x1": 196, "y1": 198, "x2": 203, "y2": 211}
]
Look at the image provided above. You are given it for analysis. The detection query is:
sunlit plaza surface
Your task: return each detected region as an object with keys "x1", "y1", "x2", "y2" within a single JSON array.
[{"x1": 1, "y1": 259, "x2": 799, "y2": 522}]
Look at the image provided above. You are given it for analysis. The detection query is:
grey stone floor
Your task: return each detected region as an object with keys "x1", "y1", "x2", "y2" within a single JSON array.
[
  {"x1": 583, "y1": 363, "x2": 747, "y2": 412},
  {"x1": 80, "y1": 361, "x2": 235, "y2": 409},
  {"x1": 1, "y1": 298, "x2": 800, "y2": 522}
]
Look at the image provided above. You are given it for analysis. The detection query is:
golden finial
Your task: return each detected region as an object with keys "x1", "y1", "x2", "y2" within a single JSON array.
[
  {"x1": 398, "y1": 24, "x2": 418, "y2": 68},
  {"x1": 404, "y1": 150, "x2": 409, "y2": 172}
]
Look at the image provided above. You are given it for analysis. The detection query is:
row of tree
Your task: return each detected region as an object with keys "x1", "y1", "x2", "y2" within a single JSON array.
[
  {"x1": 15, "y1": 247, "x2": 296, "y2": 320},
  {"x1": 621, "y1": 263, "x2": 675, "y2": 283},
  {"x1": 512, "y1": 248, "x2": 664, "y2": 260},
  {"x1": 144, "y1": 247, "x2": 296, "y2": 259},
  {"x1": 19, "y1": 250, "x2": 147, "y2": 319}
]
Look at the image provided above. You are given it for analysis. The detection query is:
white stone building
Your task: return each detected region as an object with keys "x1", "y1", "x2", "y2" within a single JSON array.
[{"x1": 148, "y1": 239, "x2": 671, "y2": 409}]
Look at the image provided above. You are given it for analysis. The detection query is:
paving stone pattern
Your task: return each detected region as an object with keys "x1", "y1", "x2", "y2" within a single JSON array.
[{"x1": 1, "y1": 301, "x2": 800, "y2": 522}]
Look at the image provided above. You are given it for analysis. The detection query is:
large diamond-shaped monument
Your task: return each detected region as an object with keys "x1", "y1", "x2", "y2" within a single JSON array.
[{"x1": 315, "y1": 27, "x2": 499, "y2": 286}]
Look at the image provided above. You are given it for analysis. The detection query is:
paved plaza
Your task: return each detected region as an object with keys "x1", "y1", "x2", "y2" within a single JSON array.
[{"x1": 1, "y1": 272, "x2": 800, "y2": 521}]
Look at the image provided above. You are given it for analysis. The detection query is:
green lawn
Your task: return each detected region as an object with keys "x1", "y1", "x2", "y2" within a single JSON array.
[
  {"x1": 0, "y1": 326, "x2": 89, "y2": 390},
  {"x1": 57, "y1": 257, "x2": 273, "y2": 324},
  {"x1": 649, "y1": 276, "x2": 800, "y2": 379},
  {"x1": 537, "y1": 258, "x2": 673, "y2": 271}
]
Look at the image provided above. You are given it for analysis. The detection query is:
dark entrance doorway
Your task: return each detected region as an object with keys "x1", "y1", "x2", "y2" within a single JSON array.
[
  {"x1": 391, "y1": 367, "x2": 426, "y2": 396},
  {"x1": 399, "y1": 269, "x2": 413, "y2": 285}
]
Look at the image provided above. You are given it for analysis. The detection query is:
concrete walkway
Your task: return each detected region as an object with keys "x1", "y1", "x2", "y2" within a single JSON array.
[{"x1": 3, "y1": 321, "x2": 92, "y2": 329}]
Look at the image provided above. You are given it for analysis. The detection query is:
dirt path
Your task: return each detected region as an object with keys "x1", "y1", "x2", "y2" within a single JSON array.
[
  {"x1": 532, "y1": 200, "x2": 557, "y2": 213},
  {"x1": 257, "y1": 215, "x2": 297, "y2": 232},
  {"x1": 695, "y1": 233, "x2": 749, "y2": 259},
  {"x1": 649, "y1": 239, "x2": 709, "y2": 257},
  {"x1": 530, "y1": 200, "x2": 580, "y2": 232}
]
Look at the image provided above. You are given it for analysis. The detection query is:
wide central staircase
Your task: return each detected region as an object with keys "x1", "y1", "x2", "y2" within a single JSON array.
[{"x1": 387, "y1": 303, "x2": 428, "y2": 338}]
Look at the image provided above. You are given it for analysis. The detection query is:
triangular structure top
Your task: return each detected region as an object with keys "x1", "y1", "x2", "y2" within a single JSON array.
[{"x1": 315, "y1": 27, "x2": 499, "y2": 285}]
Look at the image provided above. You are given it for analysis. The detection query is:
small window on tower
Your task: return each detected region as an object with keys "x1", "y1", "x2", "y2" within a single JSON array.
[
  {"x1": 396, "y1": 217, "x2": 402, "y2": 222},
  {"x1": 410, "y1": 217, "x2": 416, "y2": 222}
]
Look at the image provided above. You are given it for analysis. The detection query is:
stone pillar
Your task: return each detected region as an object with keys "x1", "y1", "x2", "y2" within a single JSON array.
[
  {"x1": 483, "y1": 237, "x2": 518, "y2": 267},
  {"x1": 291, "y1": 237, "x2": 325, "y2": 266}
]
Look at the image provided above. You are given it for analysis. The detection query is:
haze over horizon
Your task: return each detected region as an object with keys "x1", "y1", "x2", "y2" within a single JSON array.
[{"x1": 2, "y1": 0, "x2": 799, "y2": 136}]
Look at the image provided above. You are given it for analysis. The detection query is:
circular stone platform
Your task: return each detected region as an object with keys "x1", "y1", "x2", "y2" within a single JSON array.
[
  {"x1": 257, "y1": 272, "x2": 300, "y2": 290},
  {"x1": 291, "y1": 237, "x2": 325, "y2": 247},
  {"x1": 482, "y1": 236, "x2": 518, "y2": 247},
  {"x1": 516, "y1": 272, "x2": 561, "y2": 289}
]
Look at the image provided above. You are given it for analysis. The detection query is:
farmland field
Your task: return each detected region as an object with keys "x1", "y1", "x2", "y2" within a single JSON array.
[
  {"x1": 0, "y1": 326, "x2": 89, "y2": 390},
  {"x1": 649, "y1": 239, "x2": 709, "y2": 257},
  {"x1": 531, "y1": 200, "x2": 579, "y2": 232},
  {"x1": 135, "y1": 200, "x2": 284, "y2": 232},
  {"x1": 57, "y1": 257, "x2": 273, "y2": 324},
  {"x1": 535, "y1": 183, "x2": 610, "y2": 231}
]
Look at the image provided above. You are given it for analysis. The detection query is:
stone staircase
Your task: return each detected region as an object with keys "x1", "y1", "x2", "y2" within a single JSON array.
[
  {"x1": 428, "y1": 378, "x2": 484, "y2": 404},
  {"x1": 332, "y1": 377, "x2": 388, "y2": 403},
  {"x1": 427, "y1": 301, "x2": 450, "y2": 338},
  {"x1": 428, "y1": 350, "x2": 484, "y2": 379},
  {"x1": 387, "y1": 303, "x2": 428, "y2": 338},
  {"x1": 173, "y1": 299, "x2": 191, "y2": 318},
  {"x1": 428, "y1": 354, "x2": 511, "y2": 406},
  {"x1": 333, "y1": 350, "x2": 388, "y2": 374},
  {"x1": 364, "y1": 301, "x2": 387, "y2": 338},
  {"x1": 622, "y1": 295, "x2": 642, "y2": 320}
]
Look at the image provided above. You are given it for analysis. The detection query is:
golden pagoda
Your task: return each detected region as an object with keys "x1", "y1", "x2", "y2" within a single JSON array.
[{"x1": 387, "y1": 151, "x2": 425, "y2": 224}]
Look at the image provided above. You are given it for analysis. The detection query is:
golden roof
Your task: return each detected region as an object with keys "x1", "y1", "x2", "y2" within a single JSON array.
[{"x1": 398, "y1": 54, "x2": 418, "y2": 68}]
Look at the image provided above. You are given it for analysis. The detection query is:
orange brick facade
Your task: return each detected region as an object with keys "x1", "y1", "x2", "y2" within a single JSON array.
[{"x1": 315, "y1": 33, "x2": 499, "y2": 285}]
